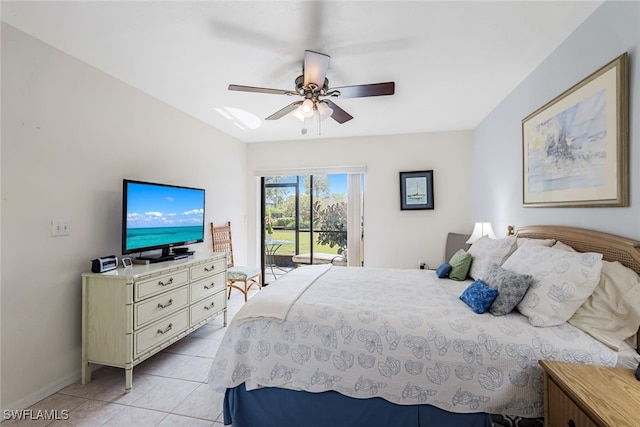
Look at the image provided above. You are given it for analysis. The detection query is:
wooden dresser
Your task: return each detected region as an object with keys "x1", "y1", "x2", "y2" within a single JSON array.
[
  {"x1": 539, "y1": 360, "x2": 640, "y2": 427},
  {"x1": 81, "y1": 253, "x2": 227, "y2": 391}
]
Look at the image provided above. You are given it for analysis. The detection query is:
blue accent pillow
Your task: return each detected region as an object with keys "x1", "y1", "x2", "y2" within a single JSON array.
[
  {"x1": 459, "y1": 279, "x2": 499, "y2": 314},
  {"x1": 436, "y1": 263, "x2": 452, "y2": 278}
]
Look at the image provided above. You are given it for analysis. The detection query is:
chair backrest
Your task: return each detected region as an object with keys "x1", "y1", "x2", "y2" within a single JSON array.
[
  {"x1": 211, "y1": 221, "x2": 234, "y2": 267},
  {"x1": 445, "y1": 232, "x2": 471, "y2": 262}
]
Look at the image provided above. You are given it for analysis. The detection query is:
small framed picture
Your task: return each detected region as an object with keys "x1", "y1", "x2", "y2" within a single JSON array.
[
  {"x1": 122, "y1": 257, "x2": 133, "y2": 268},
  {"x1": 400, "y1": 170, "x2": 434, "y2": 210}
]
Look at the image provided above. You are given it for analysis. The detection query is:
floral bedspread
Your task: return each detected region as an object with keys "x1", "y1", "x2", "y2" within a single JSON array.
[{"x1": 208, "y1": 266, "x2": 616, "y2": 417}]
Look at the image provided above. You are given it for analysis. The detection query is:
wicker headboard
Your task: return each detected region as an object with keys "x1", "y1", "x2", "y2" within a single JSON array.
[{"x1": 509, "y1": 225, "x2": 640, "y2": 353}]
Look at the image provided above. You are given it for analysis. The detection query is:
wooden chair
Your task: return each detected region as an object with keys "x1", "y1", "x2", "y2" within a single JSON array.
[{"x1": 211, "y1": 221, "x2": 262, "y2": 302}]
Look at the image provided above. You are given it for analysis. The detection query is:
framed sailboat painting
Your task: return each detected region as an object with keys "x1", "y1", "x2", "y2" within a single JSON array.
[
  {"x1": 400, "y1": 170, "x2": 434, "y2": 210},
  {"x1": 522, "y1": 52, "x2": 628, "y2": 207}
]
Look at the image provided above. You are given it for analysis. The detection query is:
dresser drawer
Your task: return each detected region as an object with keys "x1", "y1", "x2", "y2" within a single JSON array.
[
  {"x1": 135, "y1": 269, "x2": 189, "y2": 301},
  {"x1": 134, "y1": 309, "x2": 189, "y2": 357},
  {"x1": 190, "y1": 272, "x2": 226, "y2": 302},
  {"x1": 190, "y1": 257, "x2": 226, "y2": 281},
  {"x1": 190, "y1": 291, "x2": 226, "y2": 326},
  {"x1": 135, "y1": 287, "x2": 189, "y2": 328},
  {"x1": 548, "y1": 378, "x2": 598, "y2": 427}
]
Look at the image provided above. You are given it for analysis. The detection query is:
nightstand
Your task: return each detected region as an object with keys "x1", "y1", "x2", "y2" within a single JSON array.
[{"x1": 539, "y1": 360, "x2": 640, "y2": 427}]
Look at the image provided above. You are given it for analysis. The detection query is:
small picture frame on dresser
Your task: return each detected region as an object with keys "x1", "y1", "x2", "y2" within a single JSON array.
[{"x1": 122, "y1": 257, "x2": 133, "y2": 268}]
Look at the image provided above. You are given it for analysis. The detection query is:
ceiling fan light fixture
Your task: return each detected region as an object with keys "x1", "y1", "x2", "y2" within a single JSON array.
[
  {"x1": 316, "y1": 101, "x2": 333, "y2": 119},
  {"x1": 227, "y1": 50, "x2": 395, "y2": 131},
  {"x1": 299, "y1": 98, "x2": 315, "y2": 117}
]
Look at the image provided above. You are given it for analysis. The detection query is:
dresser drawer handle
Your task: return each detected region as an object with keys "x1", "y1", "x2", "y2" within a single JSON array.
[
  {"x1": 567, "y1": 420, "x2": 576, "y2": 427},
  {"x1": 158, "y1": 277, "x2": 174, "y2": 287},
  {"x1": 204, "y1": 265, "x2": 216, "y2": 272},
  {"x1": 157, "y1": 323, "x2": 173, "y2": 335},
  {"x1": 204, "y1": 302, "x2": 215, "y2": 310},
  {"x1": 204, "y1": 282, "x2": 216, "y2": 290},
  {"x1": 157, "y1": 299, "x2": 173, "y2": 309}
]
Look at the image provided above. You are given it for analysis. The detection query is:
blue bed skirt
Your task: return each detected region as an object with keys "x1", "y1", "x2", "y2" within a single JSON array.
[{"x1": 224, "y1": 383, "x2": 493, "y2": 427}]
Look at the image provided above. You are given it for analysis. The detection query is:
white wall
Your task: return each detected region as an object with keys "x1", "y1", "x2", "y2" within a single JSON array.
[
  {"x1": 246, "y1": 131, "x2": 473, "y2": 270},
  {"x1": 0, "y1": 24, "x2": 248, "y2": 410},
  {"x1": 472, "y1": 1, "x2": 640, "y2": 238}
]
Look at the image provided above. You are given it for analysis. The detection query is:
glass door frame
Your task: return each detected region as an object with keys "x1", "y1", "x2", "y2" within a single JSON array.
[
  {"x1": 261, "y1": 175, "x2": 323, "y2": 283},
  {"x1": 261, "y1": 176, "x2": 304, "y2": 283},
  {"x1": 261, "y1": 172, "x2": 358, "y2": 279}
]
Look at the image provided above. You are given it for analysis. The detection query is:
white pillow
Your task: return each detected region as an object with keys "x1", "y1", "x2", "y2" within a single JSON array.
[
  {"x1": 467, "y1": 235, "x2": 517, "y2": 280},
  {"x1": 552, "y1": 241, "x2": 576, "y2": 252},
  {"x1": 568, "y1": 260, "x2": 640, "y2": 351},
  {"x1": 502, "y1": 245, "x2": 603, "y2": 327},
  {"x1": 517, "y1": 237, "x2": 556, "y2": 248}
]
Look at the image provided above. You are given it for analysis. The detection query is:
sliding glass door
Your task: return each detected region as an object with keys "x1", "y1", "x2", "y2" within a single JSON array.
[{"x1": 261, "y1": 173, "x2": 363, "y2": 282}]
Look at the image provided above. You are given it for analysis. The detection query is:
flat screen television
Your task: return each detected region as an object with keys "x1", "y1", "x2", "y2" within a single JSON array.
[{"x1": 122, "y1": 179, "x2": 205, "y2": 262}]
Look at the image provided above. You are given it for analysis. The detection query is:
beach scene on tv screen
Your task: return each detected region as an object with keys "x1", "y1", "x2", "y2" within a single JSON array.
[{"x1": 126, "y1": 183, "x2": 204, "y2": 251}]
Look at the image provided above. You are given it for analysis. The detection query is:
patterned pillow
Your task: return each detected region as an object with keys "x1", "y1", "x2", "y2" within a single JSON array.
[
  {"x1": 553, "y1": 241, "x2": 576, "y2": 252},
  {"x1": 502, "y1": 245, "x2": 603, "y2": 327},
  {"x1": 448, "y1": 249, "x2": 472, "y2": 281},
  {"x1": 517, "y1": 237, "x2": 556, "y2": 248},
  {"x1": 483, "y1": 264, "x2": 536, "y2": 316},
  {"x1": 435, "y1": 263, "x2": 452, "y2": 278},
  {"x1": 467, "y1": 236, "x2": 518, "y2": 280},
  {"x1": 459, "y1": 279, "x2": 498, "y2": 314}
]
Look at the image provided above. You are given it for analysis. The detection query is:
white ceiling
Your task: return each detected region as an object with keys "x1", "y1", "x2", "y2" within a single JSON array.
[{"x1": 1, "y1": 1, "x2": 603, "y2": 143}]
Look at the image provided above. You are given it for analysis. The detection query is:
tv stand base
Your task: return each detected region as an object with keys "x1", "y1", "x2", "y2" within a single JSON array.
[{"x1": 133, "y1": 251, "x2": 195, "y2": 264}]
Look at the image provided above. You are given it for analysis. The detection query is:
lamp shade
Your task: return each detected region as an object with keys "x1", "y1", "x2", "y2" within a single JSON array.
[
  {"x1": 316, "y1": 101, "x2": 333, "y2": 120},
  {"x1": 466, "y1": 222, "x2": 496, "y2": 244},
  {"x1": 299, "y1": 99, "x2": 315, "y2": 118}
]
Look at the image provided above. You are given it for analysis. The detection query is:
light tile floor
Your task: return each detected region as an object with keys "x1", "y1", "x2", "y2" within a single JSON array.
[{"x1": 2, "y1": 286, "x2": 262, "y2": 427}]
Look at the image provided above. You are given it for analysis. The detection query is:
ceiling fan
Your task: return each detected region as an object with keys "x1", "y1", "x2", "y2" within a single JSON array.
[{"x1": 228, "y1": 50, "x2": 395, "y2": 127}]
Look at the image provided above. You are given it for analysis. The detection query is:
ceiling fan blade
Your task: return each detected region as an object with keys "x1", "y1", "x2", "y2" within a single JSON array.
[
  {"x1": 228, "y1": 84, "x2": 295, "y2": 96},
  {"x1": 303, "y1": 50, "x2": 330, "y2": 89},
  {"x1": 332, "y1": 82, "x2": 395, "y2": 99},
  {"x1": 324, "y1": 100, "x2": 353, "y2": 124},
  {"x1": 265, "y1": 101, "x2": 303, "y2": 120}
]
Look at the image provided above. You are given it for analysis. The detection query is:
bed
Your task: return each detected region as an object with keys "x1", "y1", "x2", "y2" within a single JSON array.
[{"x1": 208, "y1": 225, "x2": 640, "y2": 427}]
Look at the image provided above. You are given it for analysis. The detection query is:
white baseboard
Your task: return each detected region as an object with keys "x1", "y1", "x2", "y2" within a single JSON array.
[{"x1": 1, "y1": 371, "x2": 80, "y2": 413}]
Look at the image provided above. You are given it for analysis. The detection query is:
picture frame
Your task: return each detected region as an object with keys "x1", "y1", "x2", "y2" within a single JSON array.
[
  {"x1": 522, "y1": 52, "x2": 628, "y2": 207},
  {"x1": 400, "y1": 170, "x2": 434, "y2": 210}
]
